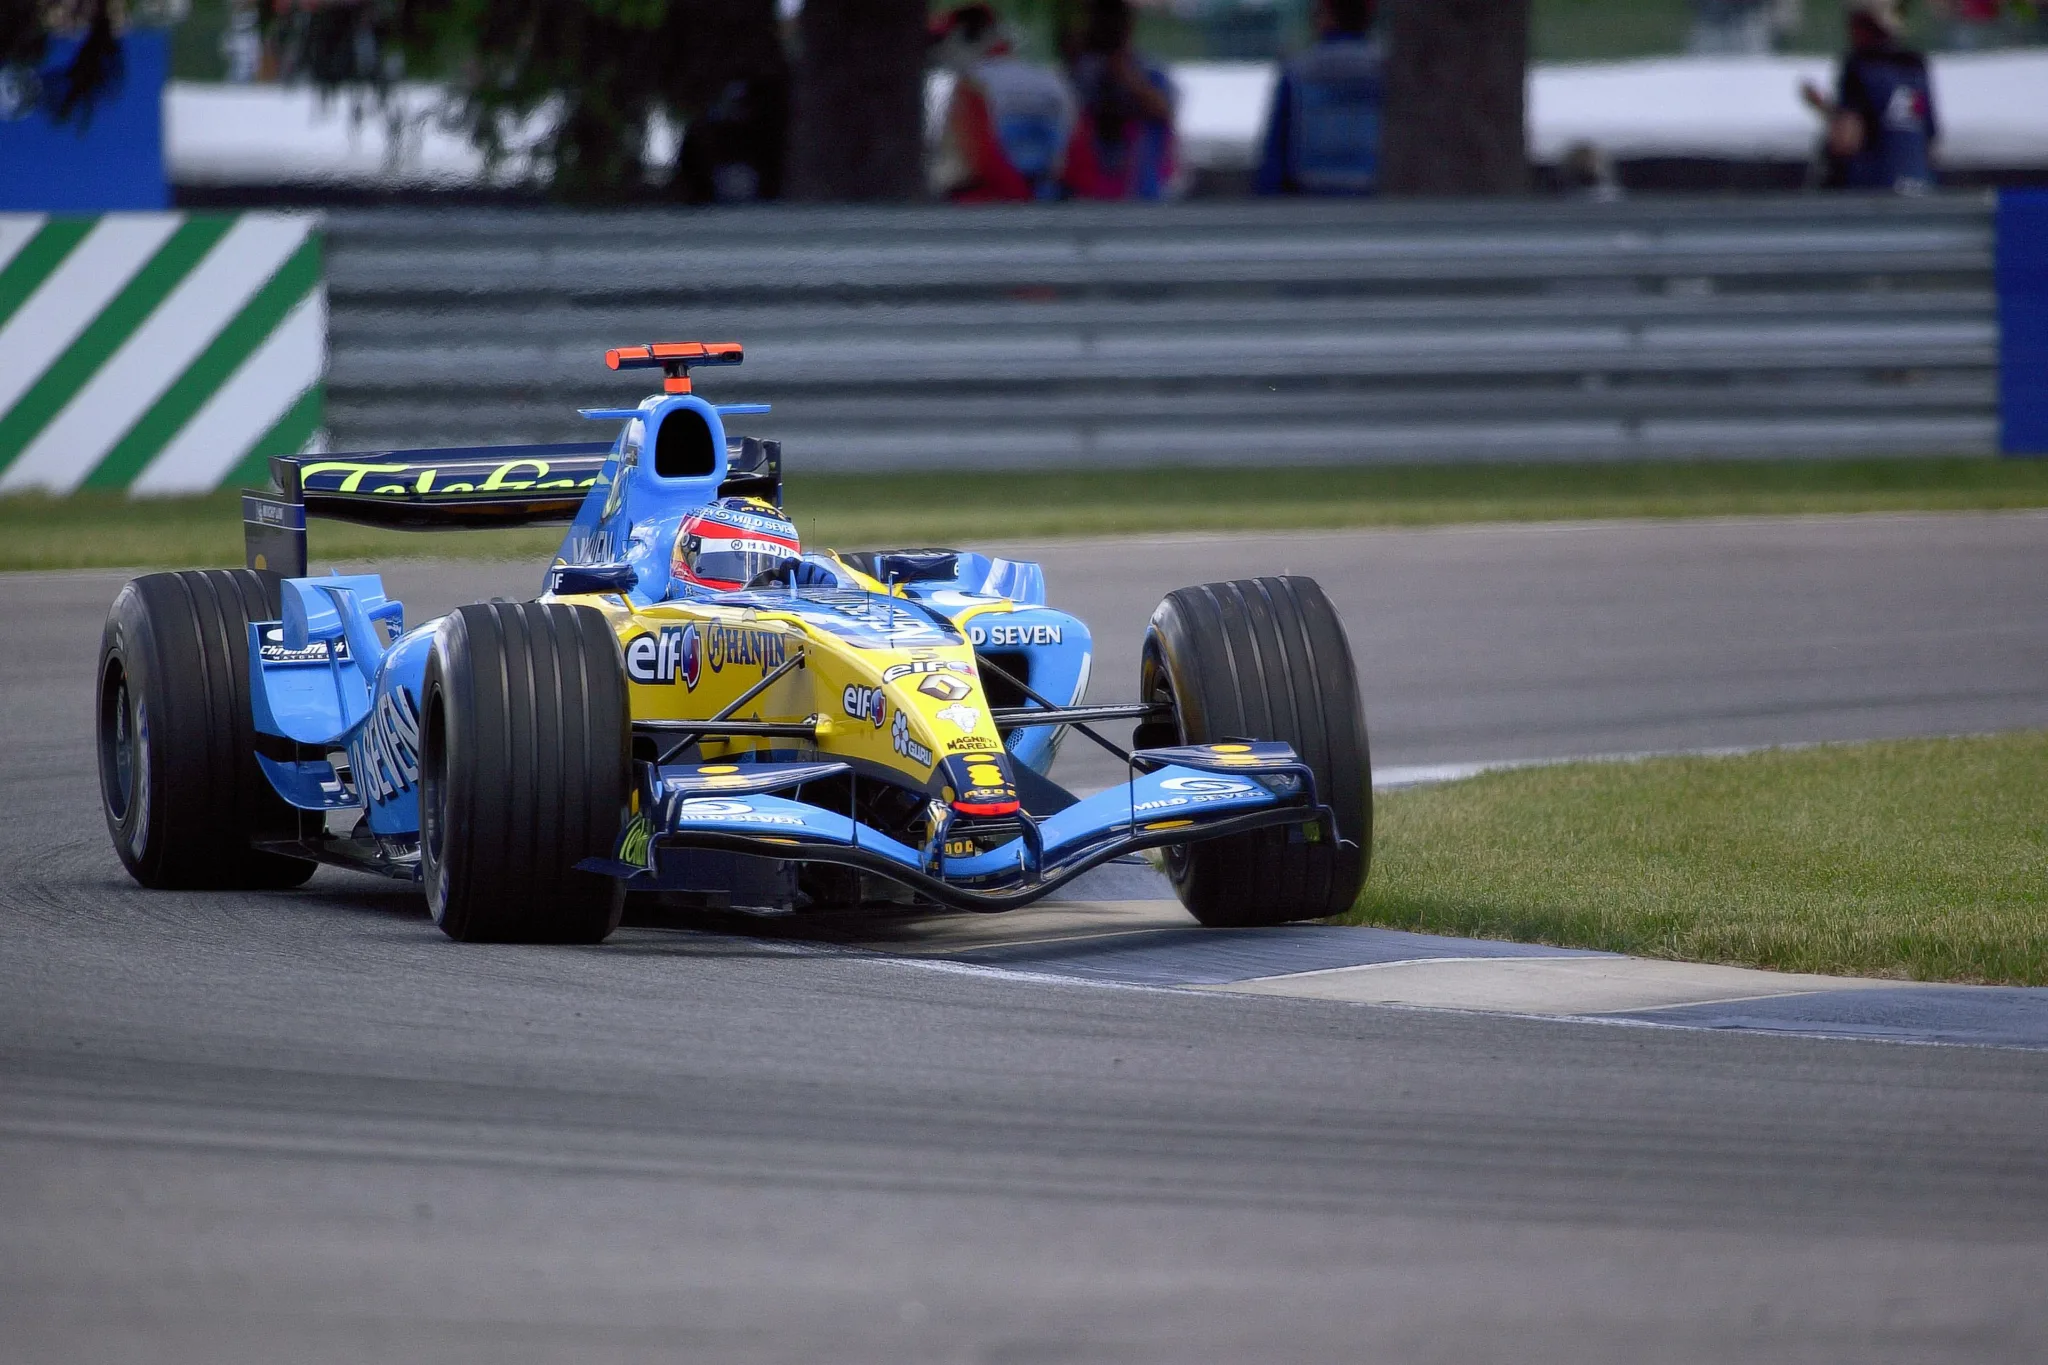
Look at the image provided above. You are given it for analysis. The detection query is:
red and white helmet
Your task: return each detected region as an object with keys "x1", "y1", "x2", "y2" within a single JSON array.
[{"x1": 670, "y1": 497, "x2": 801, "y2": 593}]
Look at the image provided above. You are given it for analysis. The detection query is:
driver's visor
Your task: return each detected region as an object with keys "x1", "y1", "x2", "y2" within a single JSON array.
[{"x1": 689, "y1": 532, "x2": 800, "y2": 587}]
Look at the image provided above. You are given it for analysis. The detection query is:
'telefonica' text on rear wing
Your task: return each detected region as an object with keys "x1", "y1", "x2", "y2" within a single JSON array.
[{"x1": 244, "y1": 436, "x2": 781, "y2": 577}]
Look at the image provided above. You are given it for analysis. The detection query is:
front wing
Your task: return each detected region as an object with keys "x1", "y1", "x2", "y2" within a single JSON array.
[{"x1": 583, "y1": 743, "x2": 1338, "y2": 912}]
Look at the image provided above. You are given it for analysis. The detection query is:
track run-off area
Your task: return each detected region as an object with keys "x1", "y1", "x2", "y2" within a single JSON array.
[{"x1": 3, "y1": 512, "x2": 2046, "y2": 1362}]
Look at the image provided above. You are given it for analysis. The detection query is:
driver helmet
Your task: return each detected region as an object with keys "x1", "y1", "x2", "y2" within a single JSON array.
[{"x1": 670, "y1": 497, "x2": 801, "y2": 593}]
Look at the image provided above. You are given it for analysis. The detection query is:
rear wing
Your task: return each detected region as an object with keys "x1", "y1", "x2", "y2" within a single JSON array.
[{"x1": 243, "y1": 437, "x2": 782, "y2": 577}]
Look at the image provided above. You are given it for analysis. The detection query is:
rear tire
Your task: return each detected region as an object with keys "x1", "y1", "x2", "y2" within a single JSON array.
[
  {"x1": 419, "y1": 602, "x2": 629, "y2": 944},
  {"x1": 1141, "y1": 576, "x2": 1371, "y2": 927},
  {"x1": 96, "y1": 569, "x2": 318, "y2": 889}
]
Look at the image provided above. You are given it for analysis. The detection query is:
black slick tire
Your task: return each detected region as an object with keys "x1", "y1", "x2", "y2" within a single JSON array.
[
  {"x1": 1140, "y1": 576, "x2": 1371, "y2": 927},
  {"x1": 418, "y1": 602, "x2": 629, "y2": 944},
  {"x1": 96, "y1": 569, "x2": 318, "y2": 889}
]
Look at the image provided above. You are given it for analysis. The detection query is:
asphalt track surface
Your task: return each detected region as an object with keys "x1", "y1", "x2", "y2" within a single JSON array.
[{"x1": 4, "y1": 513, "x2": 2047, "y2": 1363}]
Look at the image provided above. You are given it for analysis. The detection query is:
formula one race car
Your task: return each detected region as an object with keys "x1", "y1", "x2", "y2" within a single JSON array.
[{"x1": 95, "y1": 343, "x2": 1371, "y2": 942}]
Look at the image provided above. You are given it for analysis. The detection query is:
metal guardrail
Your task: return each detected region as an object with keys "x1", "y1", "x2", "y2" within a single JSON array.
[{"x1": 325, "y1": 196, "x2": 1998, "y2": 466}]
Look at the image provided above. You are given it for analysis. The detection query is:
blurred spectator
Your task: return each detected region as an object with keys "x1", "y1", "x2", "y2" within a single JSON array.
[
  {"x1": 222, "y1": 1, "x2": 261, "y2": 83},
  {"x1": 1062, "y1": 0, "x2": 1179, "y2": 201},
  {"x1": 1253, "y1": 0, "x2": 1383, "y2": 196},
  {"x1": 1559, "y1": 140, "x2": 1623, "y2": 201},
  {"x1": 928, "y1": 3, "x2": 1076, "y2": 202},
  {"x1": 269, "y1": 0, "x2": 387, "y2": 84},
  {"x1": 1690, "y1": 0, "x2": 1801, "y2": 55},
  {"x1": 1933, "y1": 0, "x2": 2005, "y2": 47},
  {"x1": 1930, "y1": 0, "x2": 2046, "y2": 48},
  {"x1": 1800, "y1": 0, "x2": 1937, "y2": 193},
  {"x1": 677, "y1": 72, "x2": 790, "y2": 204}
]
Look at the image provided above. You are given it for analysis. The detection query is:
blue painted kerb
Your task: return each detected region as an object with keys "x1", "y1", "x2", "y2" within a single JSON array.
[{"x1": 1998, "y1": 189, "x2": 2048, "y2": 455}]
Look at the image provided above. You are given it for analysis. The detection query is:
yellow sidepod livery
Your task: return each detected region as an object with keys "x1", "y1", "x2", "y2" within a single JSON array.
[{"x1": 585, "y1": 593, "x2": 1008, "y2": 785}]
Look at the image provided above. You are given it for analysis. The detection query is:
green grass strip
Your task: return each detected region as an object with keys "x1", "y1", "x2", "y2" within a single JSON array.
[
  {"x1": 224, "y1": 384, "x2": 324, "y2": 487},
  {"x1": 5, "y1": 455, "x2": 2048, "y2": 573},
  {"x1": 0, "y1": 218, "x2": 93, "y2": 331},
  {"x1": 777, "y1": 456, "x2": 2048, "y2": 544},
  {"x1": 1345, "y1": 732, "x2": 2048, "y2": 986},
  {"x1": 83, "y1": 235, "x2": 323, "y2": 491},
  {"x1": 0, "y1": 216, "x2": 234, "y2": 476}
]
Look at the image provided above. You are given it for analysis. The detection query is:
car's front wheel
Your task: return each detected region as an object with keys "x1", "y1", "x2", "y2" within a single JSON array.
[
  {"x1": 1141, "y1": 576, "x2": 1371, "y2": 927},
  {"x1": 419, "y1": 601, "x2": 630, "y2": 943}
]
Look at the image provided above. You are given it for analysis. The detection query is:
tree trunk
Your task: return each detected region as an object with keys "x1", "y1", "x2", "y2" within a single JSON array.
[
  {"x1": 786, "y1": 0, "x2": 930, "y2": 202},
  {"x1": 1381, "y1": 0, "x2": 1530, "y2": 195}
]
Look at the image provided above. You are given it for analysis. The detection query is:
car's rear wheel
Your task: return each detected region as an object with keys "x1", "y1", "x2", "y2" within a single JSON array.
[
  {"x1": 419, "y1": 602, "x2": 629, "y2": 943},
  {"x1": 96, "y1": 569, "x2": 318, "y2": 889},
  {"x1": 1140, "y1": 576, "x2": 1371, "y2": 927}
]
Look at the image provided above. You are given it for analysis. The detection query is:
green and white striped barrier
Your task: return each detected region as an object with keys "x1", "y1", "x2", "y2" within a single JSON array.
[{"x1": 0, "y1": 212, "x2": 324, "y2": 495}]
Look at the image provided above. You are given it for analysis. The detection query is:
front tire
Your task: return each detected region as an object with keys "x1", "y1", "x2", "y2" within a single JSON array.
[
  {"x1": 419, "y1": 602, "x2": 629, "y2": 944},
  {"x1": 1142, "y1": 576, "x2": 1371, "y2": 927},
  {"x1": 96, "y1": 569, "x2": 318, "y2": 889}
]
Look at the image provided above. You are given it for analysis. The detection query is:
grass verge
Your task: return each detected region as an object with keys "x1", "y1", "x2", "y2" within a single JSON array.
[
  {"x1": 4, "y1": 456, "x2": 2048, "y2": 572},
  {"x1": 1344, "y1": 733, "x2": 2048, "y2": 986}
]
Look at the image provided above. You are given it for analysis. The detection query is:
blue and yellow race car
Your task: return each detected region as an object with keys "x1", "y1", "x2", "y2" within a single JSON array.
[{"x1": 95, "y1": 343, "x2": 1371, "y2": 942}]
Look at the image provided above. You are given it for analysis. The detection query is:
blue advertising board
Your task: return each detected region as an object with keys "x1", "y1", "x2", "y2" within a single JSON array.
[
  {"x1": 0, "y1": 30, "x2": 169, "y2": 212},
  {"x1": 1998, "y1": 190, "x2": 2048, "y2": 456}
]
